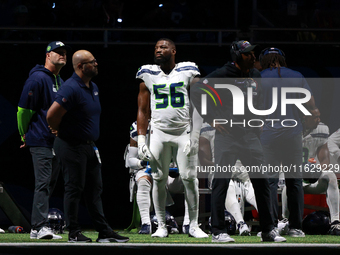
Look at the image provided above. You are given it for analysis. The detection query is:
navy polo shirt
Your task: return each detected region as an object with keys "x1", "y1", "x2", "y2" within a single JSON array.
[{"x1": 54, "y1": 72, "x2": 101, "y2": 142}]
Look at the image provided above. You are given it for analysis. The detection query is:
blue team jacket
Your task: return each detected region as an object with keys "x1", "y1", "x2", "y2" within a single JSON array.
[{"x1": 18, "y1": 64, "x2": 63, "y2": 147}]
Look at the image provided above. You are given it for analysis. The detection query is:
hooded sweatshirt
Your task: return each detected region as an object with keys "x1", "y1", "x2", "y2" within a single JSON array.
[
  {"x1": 17, "y1": 64, "x2": 63, "y2": 147},
  {"x1": 191, "y1": 61, "x2": 263, "y2": 135}
]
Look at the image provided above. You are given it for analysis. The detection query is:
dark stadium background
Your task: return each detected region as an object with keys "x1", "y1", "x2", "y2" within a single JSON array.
[{"x1": 1, "y1": 0, "x2": 340, "y2": 230}]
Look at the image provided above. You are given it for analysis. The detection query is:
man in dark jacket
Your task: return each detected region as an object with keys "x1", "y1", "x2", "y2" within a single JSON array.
[
  {"x1": 191, "y1": 41, "x2": 286, "y2": 242},
  {"x1": 17, "y1": 41, "x2": 71, "y2": 240}
]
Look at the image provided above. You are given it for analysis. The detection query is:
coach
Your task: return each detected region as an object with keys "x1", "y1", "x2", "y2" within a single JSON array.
[
  {"x1": 191, "y1": 41, "x2": 285, "y2": 242},
  {"x1": 17, "y1": 41, "x2": 70, "y2": 240},
  {"x1": 47, "y1": 50, "x2": 129, "y2": 243}
]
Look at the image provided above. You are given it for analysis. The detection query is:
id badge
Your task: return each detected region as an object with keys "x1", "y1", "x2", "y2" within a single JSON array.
[{"x1": 93, "y1": 146, "x2": 102, "y2": 164}]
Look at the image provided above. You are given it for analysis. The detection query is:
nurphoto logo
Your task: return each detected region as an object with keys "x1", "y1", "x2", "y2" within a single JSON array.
[{"x1": 194, "y1": 78, "x2": 312, "y2": 129}]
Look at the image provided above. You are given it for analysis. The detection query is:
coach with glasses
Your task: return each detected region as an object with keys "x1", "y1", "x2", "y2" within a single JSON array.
[{"x1": 47, "y1": 50, "x2": 129, "y2": 243}]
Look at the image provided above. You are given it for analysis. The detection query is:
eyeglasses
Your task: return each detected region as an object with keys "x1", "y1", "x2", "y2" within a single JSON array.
[{"x1": 81, "y1": 59, "x2": 97, "y2": 65}]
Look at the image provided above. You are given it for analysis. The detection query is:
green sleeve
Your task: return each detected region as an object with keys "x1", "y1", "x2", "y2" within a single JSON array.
[{"x1": 17, "y1": 107, "x2": 36, "y2": 142}]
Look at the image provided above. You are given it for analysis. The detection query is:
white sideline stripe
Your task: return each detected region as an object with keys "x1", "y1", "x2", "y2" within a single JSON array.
[{"x1": 1, "y1": 243, "x2": 340, "y2": 248}]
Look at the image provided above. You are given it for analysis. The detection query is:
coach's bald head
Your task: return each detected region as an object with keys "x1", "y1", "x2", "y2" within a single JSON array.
[
  {"x1": 72, "y1": 50, "x2": 98, "y2": 85},
  {"x1": 72, "y1": 50, "x2": 92, "y2": 69}
]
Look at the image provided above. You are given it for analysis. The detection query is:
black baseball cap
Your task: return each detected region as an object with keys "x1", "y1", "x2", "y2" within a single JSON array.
[
  {"x1": 234, "y1": 40, "x2": 257, "y2": 53},
  {"x1": 46, "y1": 41, "x2": 71, "y2": 53}
]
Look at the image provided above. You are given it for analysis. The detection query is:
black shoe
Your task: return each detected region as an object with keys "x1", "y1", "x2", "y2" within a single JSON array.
[
  {"x1": 68, "y1": 231, "x2": 92, "y2": 243},
  {"x1": 97, "y1": 231, "x2": 129, "y2": 243},
  {"x1": 138, "y1": 224, "x2": 151, "y2": 234},
  {"x1": 329, "y1": 221, "x2": 340, "y2": 235}
]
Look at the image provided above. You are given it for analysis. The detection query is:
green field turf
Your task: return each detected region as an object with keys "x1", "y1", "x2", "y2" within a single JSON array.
[{"x1": 1, "y1": 230, "x2": 340, "y2": 243}]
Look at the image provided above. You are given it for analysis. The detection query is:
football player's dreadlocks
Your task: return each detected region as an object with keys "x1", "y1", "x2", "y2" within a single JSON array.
[{"x1": 260, "y1": 54, "x2": 287, "y2": 78}]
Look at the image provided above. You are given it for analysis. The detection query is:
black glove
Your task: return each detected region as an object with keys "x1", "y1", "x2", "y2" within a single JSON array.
[{"x1": 140, "y1": 160, "x2": 148, "y2": 167}]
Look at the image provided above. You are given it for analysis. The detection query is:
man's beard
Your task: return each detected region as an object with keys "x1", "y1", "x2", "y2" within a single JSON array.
[
  {"x1": 83, "y1": 68, "x2": 98, "y2": 78},
  {"x1": 154, "y1": 54, "x2": 171, "y2": 65},
  {"x1": 238, "y1": 58, "x2": 254, "y2": 70}
]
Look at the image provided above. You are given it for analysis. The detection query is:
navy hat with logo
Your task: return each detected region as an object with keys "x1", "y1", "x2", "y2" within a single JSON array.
[
  {"x1": 259, "y1": 47, "x2": 286, "y2": 62},
  {"x1": 233, "y1": 40, "x2": 257, "y2": 53},
  {"x1": 46, "y1": 41, "x2": 71, "y2": 53}
]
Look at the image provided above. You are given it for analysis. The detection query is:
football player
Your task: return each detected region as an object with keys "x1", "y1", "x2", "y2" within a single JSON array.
[
  {"x1": 136, "y1": 38, "x2": 207, "y2": 238},
  {"x1": 281, "y1": 108, "x2": 340, "y2": 235},
  {"x1": 327, "y1": 128, "x2": 340, "y2": 166},
  {"x1": 225, "y1": 160, "x2": 257, "y2": 236},
  {"x1": 199, "y1": 122, "x2": 257, "y2": 236},
  {"x1": 125, "y1": 121, "x2": 190, "y2": 234}
]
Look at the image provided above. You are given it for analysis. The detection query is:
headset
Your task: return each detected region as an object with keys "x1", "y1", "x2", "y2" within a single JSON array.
[
  {"x1": 259, "y1": 47, "x2": 286, "y2": 62},
  {"x1": 230, "y1": 41, "x2": 242, "y2": 62}
]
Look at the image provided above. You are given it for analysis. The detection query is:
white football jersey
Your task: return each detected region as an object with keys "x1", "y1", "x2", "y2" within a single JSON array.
[
  {"x1": 302, "y1": 122, "x2": 329, "y2": 163},
  {"x1": 136, "y1": 62, "x2": 200, "y2": 132},
  {"x1": 328, "y1": 128, "x2": 340, "y2": 165},
  {"x1": 200, "y1": 122, "x2": 216, "y2": 162}
]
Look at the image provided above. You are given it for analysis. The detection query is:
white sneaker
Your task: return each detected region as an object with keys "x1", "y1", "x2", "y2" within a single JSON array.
[
  {"x1": 189, "y1": 226, "x2": 209, "y2": 238},
  {"x1": 37, "y1": 227, "x2": 53, "y2": 239},
  {"x1": 288, "y1": 228, "x2": 305, "y2": 237},
  {"x1": 151, "y1": 225, "x2": 168, "y2": 238},
  {"x1": 261, "y1": 228, "x2": 286, "y2": 242},
  {"x1": 237, "y1": 221, "x2": 251, "y2": 236},
  {"x1": 170, "y1": 227, "x2": 179, "y2": 234},
  {"x1": 0, "y1": 228, "x2": 4, "y2": 233},
  {"x1": 31, "y1": 229, "x2": 62, "y2": 239},
  {"x1": 51, "y1": 233, "x2": 62, "y2": 239},
  {"x1": 212, "y1": 233, "x2": 235, "y2": 242},
  {"x1": 278, "y1": 218, "x2": 289, "y2": 235},
  {"x1": 259, "y1": 219, "x2": 289, "y2": 237},
  {"x1": 30, "y1": 229, "x2": 37, "y2": 239}
]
